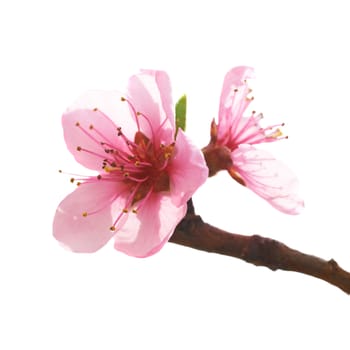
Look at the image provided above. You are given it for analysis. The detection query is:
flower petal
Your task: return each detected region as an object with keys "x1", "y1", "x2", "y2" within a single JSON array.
[
  {"x1": 114, "y1": 194, "x2": 186, "y2": 257},
  {"x1": 127, "y1": 70, "x2": 174, "y2": 144},
  {"x1": 232, "y1": 145, "x2": 304, "y2": 214},
  {"x1": 218, "y1": 66, "x2": 255, "y2": 142},
  {"x1": 62, "y1": 108, "x2": 132, "y2": 171},
  {"x1": 67, "y1": 90, "x2": 137, "y2": 139},
  {"x1": 53, "y1": 181, "x2": 127, "y2": 252},
  {"x1": 169, "y1": 128, "x2": 208, "y2": 206}
]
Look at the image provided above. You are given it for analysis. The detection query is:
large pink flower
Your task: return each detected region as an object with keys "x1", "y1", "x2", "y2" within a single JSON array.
[
  {"x1": 203, "y1": 66, "x2": 304, "y2": 214},
  {"x1": 53, "y1": 70, "x2": 208, "y2": 257}
]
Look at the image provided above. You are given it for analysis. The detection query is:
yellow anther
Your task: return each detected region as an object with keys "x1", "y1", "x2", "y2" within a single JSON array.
[
  {"x1": 82, "y1": 212, "x2": 88, "y2": 217},
  {"x1": 269, "y1": 128, "x2": 283, "y2": 138}
]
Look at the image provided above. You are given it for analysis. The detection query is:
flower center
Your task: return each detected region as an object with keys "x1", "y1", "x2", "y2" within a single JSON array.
[
  {"x1": 72, "y1": 103, "x2": 175, "y2": 231},
  {"x1": 105, "y1": 129, "x2": 174, "y2": 204}
]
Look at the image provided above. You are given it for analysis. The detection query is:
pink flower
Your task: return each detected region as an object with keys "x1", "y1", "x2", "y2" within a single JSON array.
[
  {"x1": 53, "y1": 70, "x2": 208, "y2": 257},
  {"x1": 203, "y1": 66, "x2": 304, "y2": 214}
]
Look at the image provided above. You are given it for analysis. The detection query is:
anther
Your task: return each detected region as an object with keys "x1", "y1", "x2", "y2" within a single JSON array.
[
  {"x1": 93, "y1": 107, "x2": 98, "y2": 111},
  {"x1": 58, "y1": 170, "x2": 62, "y2": 173},
  {"x1": 132, "y1": 209, "x2": 138, "y2": 214},
  {"x1": 82, "y1": 212, "x2": 88, "y2": 217},
  {"x1": 122, "y1": 208, "x2": 128, "y2": 213},
  {"x1": 89, "y1": 124, "x2": 94, "y2": 129},
  {"x1": 76, "y1": 182, "x2": 81, "y2": 186},
  {"x1": 70, "y1": 178, "x2": 75, "y2": 183},
  {"x1": 97, "y1": 175, "x2": 102, "y2": 180},
  {"x1": 136, "y1": 112, "x2": 141, "y2": 116},
  {"x1": 75, "y1": 122, "x2": 80, "y2": 127},
  {"x1": 77, "y1": 146, "x2": 82, "y2": 151},
  {"x1": 110, "y1": 226, "x2": 116, "y2": 231},
  {"x1": 121, "y1": 97, "x2": 126, "y2": 101}
]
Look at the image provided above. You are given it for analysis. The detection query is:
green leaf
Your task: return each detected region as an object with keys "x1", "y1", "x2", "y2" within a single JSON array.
[{"x1": 175, "y1": 94, "x2": 187, "y2": 135}]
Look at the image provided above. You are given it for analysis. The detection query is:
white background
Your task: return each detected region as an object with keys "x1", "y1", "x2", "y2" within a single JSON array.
[{"x1": 1, "y1": 0, "x2": 350, "y2": 349}]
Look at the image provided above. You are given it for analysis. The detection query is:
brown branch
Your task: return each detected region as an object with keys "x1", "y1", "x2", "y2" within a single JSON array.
[{"x1": 169, "y1": 200, "x2": 350, "y2": 294}]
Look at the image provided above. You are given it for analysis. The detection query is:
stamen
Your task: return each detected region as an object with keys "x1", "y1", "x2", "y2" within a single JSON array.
[
  {"x1": 136, "y1": 111, "x2": 156, "y2": 141},
  {"x1": 132, "y1": 185, "x2": 154, "y2": 213},
  {"x1": 121, "y1": 97, "x2": 140, "y2": 130}
]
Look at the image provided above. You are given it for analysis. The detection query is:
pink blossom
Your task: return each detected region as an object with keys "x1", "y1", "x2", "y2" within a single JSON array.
[
  {"x1": 53, "y1": 70, "x2": 208, "y2": 257},
  {"x1": 203, "y1": 66, "x2": 304, "y2": 214}
]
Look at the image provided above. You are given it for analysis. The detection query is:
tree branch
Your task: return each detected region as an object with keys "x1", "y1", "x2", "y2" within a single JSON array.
[{"x1": 169, "y1": 200, "x2": 350, "y2": 294}]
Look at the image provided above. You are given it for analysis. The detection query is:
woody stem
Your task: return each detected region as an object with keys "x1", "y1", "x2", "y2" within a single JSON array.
[{"x1": 169, "y1": 199, "x2": 350, "y2": 294}]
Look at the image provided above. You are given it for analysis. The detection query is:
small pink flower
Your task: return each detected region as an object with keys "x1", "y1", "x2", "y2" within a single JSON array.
[
  {"x1": 53, "y1": 70, "x2": 208, "y2": 257},
  {"x1": 203, "y1": 66, "x2": 304, "y2": 214}
]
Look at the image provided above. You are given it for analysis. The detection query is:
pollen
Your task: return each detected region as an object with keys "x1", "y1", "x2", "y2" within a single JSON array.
[{"x1": 270, "y1": 128, "x2": 283, "y2": 138}]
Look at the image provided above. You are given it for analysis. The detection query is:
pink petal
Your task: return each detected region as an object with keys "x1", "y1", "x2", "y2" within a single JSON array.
[
  {"x1": 67, "y1": 90, "x2": 137, "y2": 139},
  {"x1": 62, "y1": 108, "x2": 130, "y2": 171},
  {"x1": 127, "y1": 70, "x2": 174, "y2": 144},
  {"x1": 232, "y1": 145, "x2": 304, "y2": 214},
  {"x1": 218, "y1": 66, "x2": 255, "y2": 142},
  {"x1": 169, "y1": 129, "x2": 208, "y2": 206},
  {"x1": 114, "y1": 193, "x2": 187, "y2": 257},
  {"x1": 53, "y1": 181, "x2": 127, "y2": 252}
]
